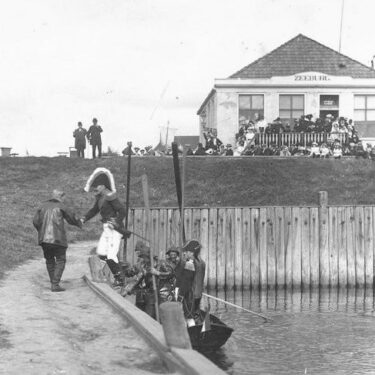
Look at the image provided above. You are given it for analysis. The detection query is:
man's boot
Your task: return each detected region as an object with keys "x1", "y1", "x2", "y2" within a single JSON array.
[
  {"x1": 51, "y1": 255, "x2": 66, "y2": 292},
  {"x1": 45, "y1": 259, "x2": 55, "y2": 283},
  {"x1": 106, "y1": 259, "x2": 124, "y2": 286}
]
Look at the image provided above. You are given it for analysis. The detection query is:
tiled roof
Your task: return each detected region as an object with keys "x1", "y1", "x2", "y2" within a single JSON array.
[{"x1": 230, "y1": 34, "x2": 375, "y2": 79}]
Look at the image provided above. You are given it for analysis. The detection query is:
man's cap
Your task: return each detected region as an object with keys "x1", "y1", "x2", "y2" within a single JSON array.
[
  {"x1": 166, "y1": 246, "x2": 180, "y2": 256},
  {"x1": 182, "y1": 240, "x2": 201, "y2": 255},
  {"x1": 84, "y1": 168, "x2": 116, "y2": 192},
  {"x1": 135, "y1": 240, "x2": 151, "y2": 258},
  {"x1": 52, "y1": 189, "x2": 65, "y2": 202}
]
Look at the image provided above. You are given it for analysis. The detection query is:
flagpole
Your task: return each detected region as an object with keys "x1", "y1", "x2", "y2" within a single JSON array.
[{"x1": 339, "y1": 0, "x2": 345, "y2": 53}]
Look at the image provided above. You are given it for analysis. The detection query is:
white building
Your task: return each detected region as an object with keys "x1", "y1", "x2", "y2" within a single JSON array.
[{"x1": 197, "y1": 34, "x2": 375, "y2": 145}]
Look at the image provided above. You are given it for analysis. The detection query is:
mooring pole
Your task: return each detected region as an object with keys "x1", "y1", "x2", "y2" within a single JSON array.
[{"x1": 123, "y1": 142, "x2": 132, "y2": 262}]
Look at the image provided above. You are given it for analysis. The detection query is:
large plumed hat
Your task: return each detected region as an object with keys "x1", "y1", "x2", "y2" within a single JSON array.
[
  {"x1": 182, "y1": 240, "x2": 201, "y2": 255},
  {"x1": 84, "y1": 167, "x2": 116, "y2": 192}
]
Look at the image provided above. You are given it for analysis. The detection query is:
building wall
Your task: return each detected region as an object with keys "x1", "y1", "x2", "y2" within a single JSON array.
[
  {"x1": 208, "y1": 86, "x2": 375, "y2": 145},
  {"x1": 199, "y1": 92, "x2": 217, "y2": 144},
  {"x1": 216, "y1": 91, "x2": 237, "y2": 145}
]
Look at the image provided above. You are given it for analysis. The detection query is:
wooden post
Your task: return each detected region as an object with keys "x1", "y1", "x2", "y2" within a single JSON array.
[
  {"x1": 319, "y1": 191, "x2": 329, "y2": 287},
  {"x1": 141, "y1": 174, "x2": 160, "y2": 323},
  {"x1": 123, "y1": 142, "x2": 132, "y2": 261},
  {"x1": 159, "y1": 302, "x2": 192, "y2": 349}
]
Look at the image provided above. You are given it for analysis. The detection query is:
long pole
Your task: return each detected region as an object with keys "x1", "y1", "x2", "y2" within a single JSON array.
[
  {"x1": 338, "y1": 0, "x2": 345, "y2": 53},
  {"x1": 123, "y1": 142, "x2": 132, "y2": 261},
  {"x1": 202, "y1": 293, "x2": 273, "y2": 322},
  {"x1": 172, "y1": 142, "x2": 186, "y2": 243},
  {"x1": 141, "y1": 174, "x2": 160, "y2": 323}
]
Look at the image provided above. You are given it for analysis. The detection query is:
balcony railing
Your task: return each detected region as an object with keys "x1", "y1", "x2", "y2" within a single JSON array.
[{"x1": 255, "y1": 132, "x2": 348, "y2": 147}]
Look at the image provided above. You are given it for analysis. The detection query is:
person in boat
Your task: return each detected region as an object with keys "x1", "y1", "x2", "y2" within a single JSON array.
[
  {"x1": 175, "y1": 244, "x2": 196, "y2": 317},
  {"x1": 187, "y1": 240, "x2": 206, "y2": 314},
  {"x1": 121, "y1": 241, "x2": 163, "y2": 318},
  {"x1": 175, "y1": 240, "x2": 206, "y2": 317},
  {"x1": 81, "y1": 168, "x2": 131, "y2": 286},
  {"x1": 157, "y1": 246, "x2": 180, "y2": 303}
]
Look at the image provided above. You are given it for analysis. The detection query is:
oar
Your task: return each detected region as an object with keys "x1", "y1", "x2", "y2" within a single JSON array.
[
  {"x1": 172, "y1": 142, "x2": 186, "y2": 243},
  {"x1": 123, "y1": 141, "x2": 132, "y2": 261},
  {"x1": 141, "y1": 174, "x2": 160, "y2": 323},
  {"x1": 202, "y1": 293, "x2": 273, "y2": 322}
]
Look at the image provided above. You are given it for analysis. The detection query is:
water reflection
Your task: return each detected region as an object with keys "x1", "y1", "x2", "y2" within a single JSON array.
[{"x1": 201, "y1": 288, "x2": 375, "y2": 375}]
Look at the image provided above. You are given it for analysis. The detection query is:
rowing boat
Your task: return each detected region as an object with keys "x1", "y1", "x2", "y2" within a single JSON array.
[{"x1": 187, "y1": 310, "x2": 233, "y2": 351}]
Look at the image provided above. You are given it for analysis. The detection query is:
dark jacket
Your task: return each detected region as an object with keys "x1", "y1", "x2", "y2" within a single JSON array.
[
  {"x1": 87, "y1": 125, "x2": 103, "y2": 145},
  {"x1": 122, "y1": 145, "x2": 135, "y2": 156},
  {"x1": 83, "y1": 193, "x2": 126, "y2": 229},
  {"x1": 73, "y1": 127, "x2": 87, "y2": 149},
  {"x1": 33, "y1": 199, "x2": 81, "y2": 247},
  {"x1": 192, "y1": 257, "x2": 206, "y2": 298}
]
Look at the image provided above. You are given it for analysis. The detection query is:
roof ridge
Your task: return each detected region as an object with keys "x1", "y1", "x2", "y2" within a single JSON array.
[
  {"x1": 229, "y1": 34, "x2": 303, "y2": 78},
  {"x1": 229, "y1": 33, "x2": 375, "y2": 79}
]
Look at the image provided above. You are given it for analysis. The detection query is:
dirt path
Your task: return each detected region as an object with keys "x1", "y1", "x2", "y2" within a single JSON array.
[{"x1": 0, "y1": 241, "x2": 169, "y2": 375}]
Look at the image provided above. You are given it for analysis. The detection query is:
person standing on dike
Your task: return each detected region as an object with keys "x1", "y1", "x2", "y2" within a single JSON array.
[
  {"x1": 33, "y1": 190, "x2": 82, "y2": 292},
  {"x1": 81, "y1": 168, "x2": 131, "y2": 286}
]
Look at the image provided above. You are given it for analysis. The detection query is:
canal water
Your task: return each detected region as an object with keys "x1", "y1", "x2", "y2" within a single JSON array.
[{"x1": 202, "y1": 288, "x2": 375, "y2": 375}]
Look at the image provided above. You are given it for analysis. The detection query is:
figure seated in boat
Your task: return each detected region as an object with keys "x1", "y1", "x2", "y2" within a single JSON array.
[
  {"x1": 120, "y1": 241, "x2": 176, "y2": 318},
  {"x1": 120, "y1": 241, "x2": 160, "y2": 318},
  {"x1": 158, "y1": 246, "x2": 181, "y2": 303}
]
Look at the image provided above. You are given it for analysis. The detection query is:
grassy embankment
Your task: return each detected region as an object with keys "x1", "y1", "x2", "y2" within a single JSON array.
[{"x1": 1, "y1": 156, "x2": 375, "y2": 280}]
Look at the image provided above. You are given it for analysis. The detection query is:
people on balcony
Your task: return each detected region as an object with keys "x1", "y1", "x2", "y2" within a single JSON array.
[{"x1": 203, "y1": 131, "x2": 223, "y2": 153}]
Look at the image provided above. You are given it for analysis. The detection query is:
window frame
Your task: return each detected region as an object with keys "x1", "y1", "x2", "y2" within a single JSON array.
[
  {"x1": 354, "y1": 95, "x2": 375, "y2": 121},
  {"x1": 238, "y1": 94, "x2": 265, "y2": 126},
  {"x1": 279, "y1": 94, "x2": 305, "y2": 126}
]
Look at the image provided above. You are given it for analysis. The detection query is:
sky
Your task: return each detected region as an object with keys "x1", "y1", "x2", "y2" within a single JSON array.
[{"x1": 1, "y1": 0, "x2": 375, "y2": 156}]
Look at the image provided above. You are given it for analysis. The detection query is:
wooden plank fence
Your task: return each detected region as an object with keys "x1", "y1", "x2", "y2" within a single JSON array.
[{"x1": 124, "y1": 192, "x2": 375, "y2": 290}]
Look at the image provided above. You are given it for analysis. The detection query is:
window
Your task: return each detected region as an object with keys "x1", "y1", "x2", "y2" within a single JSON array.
[
  {"x1": 238, "y1": 95, "x2": 264, "y2": 125},
  {"x1": 279, "y1": 95, "x2": 304, "y2": 126},
  {"x1": 354, "y1": 95, "x2": 375, "y2": 121}
]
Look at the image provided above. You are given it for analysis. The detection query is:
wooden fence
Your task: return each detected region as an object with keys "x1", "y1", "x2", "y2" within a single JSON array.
[
  {"x1": 255, "y1": 132, "x2": 347, "y2": 147},
  {"x1": 124, "y1": 192, "x2": 375, "y2": 290}
]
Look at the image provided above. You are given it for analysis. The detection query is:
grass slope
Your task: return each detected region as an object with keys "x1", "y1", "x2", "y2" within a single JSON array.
[{"x1": 1, "y1": 156, "x2": 375, "y2": 279}]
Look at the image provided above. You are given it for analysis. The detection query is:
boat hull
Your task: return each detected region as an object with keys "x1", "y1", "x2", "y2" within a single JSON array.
[{"x1": 188, "y1": 313, "x2": 233, "y2": 351}]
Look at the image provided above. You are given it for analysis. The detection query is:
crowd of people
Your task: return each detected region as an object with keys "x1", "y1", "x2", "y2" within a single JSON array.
[
  {"x1": 183, "y1": 114, "x2": 372, "y2": 158},
  {"x1": 73, "y1": 114, "x2": 373, "y2": 159}
]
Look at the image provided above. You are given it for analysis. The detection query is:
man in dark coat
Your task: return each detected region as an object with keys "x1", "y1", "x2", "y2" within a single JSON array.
[
  {"x1": 122, "y1": 141, "x2": 135, "y2": 156},
  {"x1": 175, "y1": 240, "x2": 206, "y2": 317},
  {"x1": 122, "y1": 241, "x2": 161, "y2": 319},
  {"x1": 86, "y1": 118, "x2": 103, "y2": 159},
  {"x1": 82, "y1": 168, "x2": 130, "y2": 286},
  {"x1": 73, "y1": 121, "x2": 87, "y2": 158},
  {"x1": 33, "y1": 190, "x2": 82, "y2": 292}
]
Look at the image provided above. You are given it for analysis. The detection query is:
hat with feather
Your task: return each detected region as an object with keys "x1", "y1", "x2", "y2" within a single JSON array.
[{"x1": 84, "y1": 167, "x2": 116, "y2": 192}]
